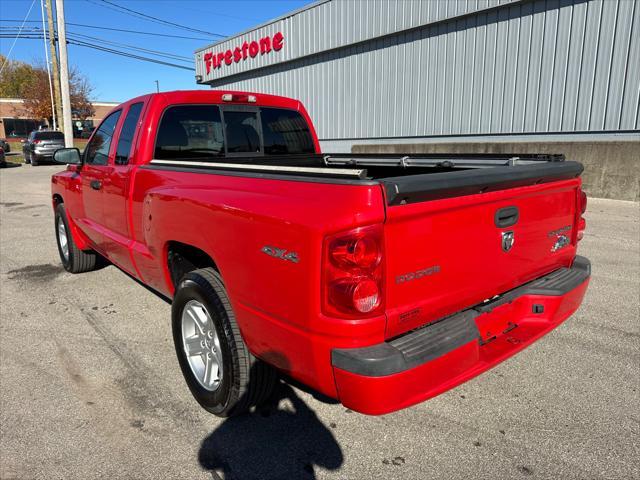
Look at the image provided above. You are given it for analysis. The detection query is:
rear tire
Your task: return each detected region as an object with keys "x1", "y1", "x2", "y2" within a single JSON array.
[
  {"x1": 30, "y1": 153, "x2": 38, "y2": 166},
  {"x1": 172, "y1": 268, "x2": 277, "y2": 417},
  {"x1": 55, "y1": 203, "x2": 97, "y2": 273}
]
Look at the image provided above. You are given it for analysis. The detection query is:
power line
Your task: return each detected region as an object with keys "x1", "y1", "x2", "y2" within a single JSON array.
[
  {"x1": 0, "y1": 0, "x2": 37, "y2": 75},
  {"x1": 86, "y1": 0, "x2": 225, "y2": 38},
  {"x1": 67, "y1": 31, "x2": 192, "y2": 62},
  {"x1": 0, "y1": 19, "x2": 213, "y2": 41},
  {"x1": 1, "y1": 26, "x2": 193, "y2": 63},
  {"x1": 0, "y1": 33, "x2": 195, "y2": 71},
  {"x1": 69, "y1": 38, "x2": 195, "y2": 71}
]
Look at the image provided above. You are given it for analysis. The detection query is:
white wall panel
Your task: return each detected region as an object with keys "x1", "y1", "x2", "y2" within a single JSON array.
[{"x1": 201, "y1": 0, "x2": 640, "y2": 140}]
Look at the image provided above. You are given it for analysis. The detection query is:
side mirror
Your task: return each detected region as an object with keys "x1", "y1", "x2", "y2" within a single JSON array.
[{"x1": 54, "y1": 147, "x2": 82, "y2": 165}]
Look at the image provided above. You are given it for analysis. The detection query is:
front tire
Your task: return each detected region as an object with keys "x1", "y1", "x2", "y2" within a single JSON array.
[
  {"x1": 55, "y1": 204, "x2": 97, "y2": 273},
  {"x1": 172, "y1": 268, "x2": 277, "y2": 417}
]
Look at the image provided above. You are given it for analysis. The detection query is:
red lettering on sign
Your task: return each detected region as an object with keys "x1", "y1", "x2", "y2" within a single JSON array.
[
  {"x1": 202, "y1": 32, "x2": 284, "y2": 74},
  {"x1": 249, "y1": 41, "x2": 259, "y2": 58},
  {"x1": 272, "y1": 32, "x2": 284, "y2": 51},
  {"x1": 259, "y1": 36, "x2": 271, "y2": 54}
]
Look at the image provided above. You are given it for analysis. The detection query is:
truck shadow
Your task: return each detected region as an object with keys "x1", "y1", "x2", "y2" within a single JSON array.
[{"x1": 198, "y1": 378, "x2": 343, "y2": 480}]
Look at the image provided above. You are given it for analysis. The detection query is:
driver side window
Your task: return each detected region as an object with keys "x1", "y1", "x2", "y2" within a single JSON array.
[{"x1": 85, "y1": 110, "x2": 122, "y2": 165}]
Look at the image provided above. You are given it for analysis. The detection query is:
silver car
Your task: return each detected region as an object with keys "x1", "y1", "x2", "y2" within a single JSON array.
[{"x1": 23, "y1": 130, "x2": 65, "y2": 166}]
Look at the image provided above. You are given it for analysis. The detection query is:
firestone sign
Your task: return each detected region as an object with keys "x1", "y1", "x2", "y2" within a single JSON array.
[{"x1": 203, "y1": 32, "x2": 284, "y2": 74}]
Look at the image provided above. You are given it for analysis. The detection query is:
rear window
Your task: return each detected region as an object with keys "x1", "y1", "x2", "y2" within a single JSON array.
[
  {"x1": 154, "y1": 104, "x2": 315, "y2": 160},
  {"x1": 260, "y1": 108, "x2": 314, "y2": 155},
  {"x1": 224, "y1": 111, "x2": 260, "y2": 154},
  {"x1": 35, "y1": 131, "x2": 64, "y2": 140},
  {"x1": 155, "y1": 105, "x2": 224, "y2": 160}
]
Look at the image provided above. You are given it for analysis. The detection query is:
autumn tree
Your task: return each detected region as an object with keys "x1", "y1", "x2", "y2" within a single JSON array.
[
  {"x1": 0, "y1": 55, "x2": 95, "y2": 125},
  {"x1": 0, "y1": 55, "x2": 37, "y2": 98}
]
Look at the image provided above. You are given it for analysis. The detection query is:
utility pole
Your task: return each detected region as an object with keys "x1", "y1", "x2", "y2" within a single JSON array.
[
  {"x1": 55, "y1": 0, "x2": 73, "y2": 147},
  {"x1": 40, "y1": 0, "x2": 56, "y2": 130},
  {"x1": 155, "y1": 80, "x2": 160, "y2": 93},
  {"x1": 45, "y1": 0, "x2": 63, "y2": 132}
]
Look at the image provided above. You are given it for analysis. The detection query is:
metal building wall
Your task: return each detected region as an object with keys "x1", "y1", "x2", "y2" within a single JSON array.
[{"x1": 201, "y1": 0, "x2": 640, "y2": 143}]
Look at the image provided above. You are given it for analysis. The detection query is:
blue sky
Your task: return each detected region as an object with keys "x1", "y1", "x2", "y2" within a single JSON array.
[{"x1": 1, "y1": 0, "x2": 311, "y2": 102}]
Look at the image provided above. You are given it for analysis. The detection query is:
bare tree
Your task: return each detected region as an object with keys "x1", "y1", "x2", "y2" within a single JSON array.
[{"x1": 69, "y1": 67, "x2": 95, "y2": 121}]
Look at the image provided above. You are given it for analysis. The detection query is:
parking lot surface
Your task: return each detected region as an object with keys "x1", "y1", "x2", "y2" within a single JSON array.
[{"x1": 1, "y1": 165, "x2": 638, "y2": 480}]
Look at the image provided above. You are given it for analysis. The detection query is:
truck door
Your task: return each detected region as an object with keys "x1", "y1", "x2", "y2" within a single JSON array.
[
  {"x1": 78, "y1": 109, "x2": 122, "y2": 248},
  {"x1": 99, "y1": 101, "x2": 146, "y2": 276}
]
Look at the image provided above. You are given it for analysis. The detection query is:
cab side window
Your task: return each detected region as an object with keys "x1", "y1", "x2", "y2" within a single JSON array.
[
  {"x1": 115, "y1": 103, "x2": 143, "y2": 165},
  {"x1": 85, "y1": 110, "x2": 122, "y2": 165}
]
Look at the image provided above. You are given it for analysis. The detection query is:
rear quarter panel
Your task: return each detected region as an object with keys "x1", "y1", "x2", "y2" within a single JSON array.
[{"x1": 129, "y1": 168, "x2": 385, "y2": 395}]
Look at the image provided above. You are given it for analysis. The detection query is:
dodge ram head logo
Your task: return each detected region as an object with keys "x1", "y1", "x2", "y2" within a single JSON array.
[
  {"x1": 261, "y1": 246, "x2": 299, "y2": 263},
  {"x1": 501, "y1": 231, "x2": 515, "y2": 252}
]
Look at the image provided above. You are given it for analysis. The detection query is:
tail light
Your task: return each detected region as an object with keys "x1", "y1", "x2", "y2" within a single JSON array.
[
  {"x1": 575, "y1": 189, "x2": 587, "y2": 242},
  {"x1": 33, "y1": 140, "x2": 41, "y2": 144},
  {"x1": 323, "y1": 225, "x2": 384, "y2": 318}
]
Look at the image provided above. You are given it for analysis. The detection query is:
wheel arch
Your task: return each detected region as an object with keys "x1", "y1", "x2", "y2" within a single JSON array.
[{"x1": 165, "y1": 241, "x2": 220, "y2": 293}]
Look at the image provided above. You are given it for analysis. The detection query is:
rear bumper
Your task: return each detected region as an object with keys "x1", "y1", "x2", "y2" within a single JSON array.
[{"x1": 331, "y1": 256, "x2": 591, "y2": 415}]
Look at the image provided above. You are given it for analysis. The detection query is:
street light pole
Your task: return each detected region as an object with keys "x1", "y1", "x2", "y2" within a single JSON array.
[{"x1": 55, "y1": 0, "x2": 73, "y2": 147}]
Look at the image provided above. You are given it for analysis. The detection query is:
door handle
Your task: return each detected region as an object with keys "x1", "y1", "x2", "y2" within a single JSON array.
[
  {"x1": 495, "y1": 206, "x2": 519, "y2": 228},
  {"x1": 90, "y1": 180, "x2": 102, "y2": 190}
]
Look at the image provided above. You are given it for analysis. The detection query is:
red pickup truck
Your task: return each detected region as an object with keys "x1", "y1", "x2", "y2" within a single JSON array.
[{"x1": 51, "y1": 90, "x2": 590, "y2": 416}]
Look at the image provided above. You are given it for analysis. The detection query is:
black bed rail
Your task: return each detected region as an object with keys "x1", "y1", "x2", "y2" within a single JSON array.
[{"x1": 323, "y1": 153, "x2": 566, "y2": 169}]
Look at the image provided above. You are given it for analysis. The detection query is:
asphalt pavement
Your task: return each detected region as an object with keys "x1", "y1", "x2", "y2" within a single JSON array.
[{"x1": 1, "y1": 164, "x2": 638, "y2": 480}]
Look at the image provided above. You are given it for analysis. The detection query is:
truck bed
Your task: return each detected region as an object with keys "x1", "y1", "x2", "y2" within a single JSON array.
[{"x1": 148, "y1": 152, "x2": 584, "y2": 204}]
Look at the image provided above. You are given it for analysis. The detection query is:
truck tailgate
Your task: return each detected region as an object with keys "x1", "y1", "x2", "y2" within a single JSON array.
[{"x1": 383, "y1": 177, "x2": 582, "y2": 339}]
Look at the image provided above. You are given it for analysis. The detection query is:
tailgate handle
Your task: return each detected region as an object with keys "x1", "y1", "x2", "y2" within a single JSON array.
[{"x1": 495, "y1": 206, "x2": 519, "y2": 228}]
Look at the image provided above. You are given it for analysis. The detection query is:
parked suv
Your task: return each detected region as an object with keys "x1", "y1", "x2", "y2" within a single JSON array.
[{"x1": 23, "y1": 130, "x2": 65, "y2": 165}]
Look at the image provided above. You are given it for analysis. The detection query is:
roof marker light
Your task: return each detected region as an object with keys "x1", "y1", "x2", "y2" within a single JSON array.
[{"x1": 221, "y1": 94, "x2": 233, "y2": 102}]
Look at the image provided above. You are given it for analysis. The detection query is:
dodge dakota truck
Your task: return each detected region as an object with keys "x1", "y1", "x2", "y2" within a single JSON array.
[{"x1": 51, "y1": 90, "x2": 590, "y2": 416}]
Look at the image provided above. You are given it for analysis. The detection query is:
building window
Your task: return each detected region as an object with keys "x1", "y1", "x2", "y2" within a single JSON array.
[{"x1": 2, "y1": 118, "x2": 44, "y2": 137}]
